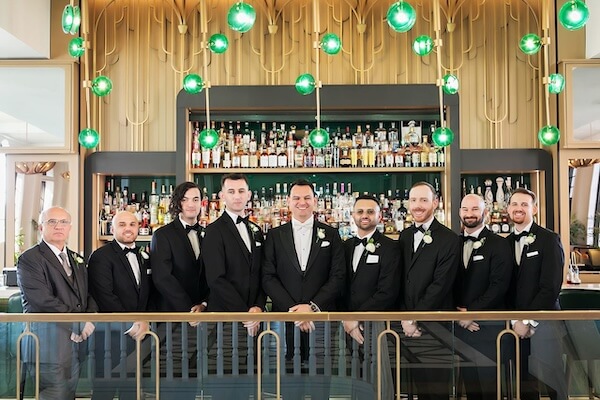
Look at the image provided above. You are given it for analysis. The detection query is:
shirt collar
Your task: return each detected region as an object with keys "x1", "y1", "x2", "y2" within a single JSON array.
[
  {"x1": 115, "y1": 239, "x2": 135, "y2": 251},
  {"x1": 43, "y1": 239, "x2": 67, "y2": 259},
  {"x1": 179, "y1": 215, "x2": 196, "y2": 229},
  {"x1": 292, "y1": 217, "x2": 314, "y2": 230},
  {"x1": 514, "y1": 221, "x2": 534, "y2": 237},
  {"x1": 357, "y1": 229, "x2": 377, "y2": 241},
  {"x1": 464, "y1": 226, "x2": 485, "y2": 239},
  {"x1": 225, "y1": 209, "x2": 245, "y2": 223},
  {"x1": 415, "y1": 217, "x2": 434, "y2": 232}
]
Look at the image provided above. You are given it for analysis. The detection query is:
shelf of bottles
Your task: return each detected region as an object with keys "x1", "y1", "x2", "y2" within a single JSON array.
[
  {"x1": 189, "y1": 120, "x2": 446, "y2": 172},
  {"x1": 98, "y1": 175, "x2": 175, "y2": 240},
  {"x1": 461, "y1": 173, "x2": 532, "y2": 235}
]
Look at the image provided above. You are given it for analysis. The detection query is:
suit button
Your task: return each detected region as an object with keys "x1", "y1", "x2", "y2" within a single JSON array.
[
  {"x1": 407, "y1": 280, "x2": 410, "y2": 284},
  {"x1": 76, "y1": 304, "x2": 81, "y2": 308}
]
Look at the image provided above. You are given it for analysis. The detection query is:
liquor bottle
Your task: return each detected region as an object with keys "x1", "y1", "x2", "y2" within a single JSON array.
[
  {"x1": 201, "y1": 127, "x2": 211, "y2": 169},
  {"x1": 420, "y1": 134, "x2": 430, "y2": 167},
  {"x1": 149, "y1": 181, "x2": 160, "y2": 227},
  {"x1": 212, "y1": 144, "x2": 222, "y2": 168},
  {"x1": 495, "y1": 177, "x2": 505, "y2": 210},
  {"x1": 389, "y1": 122, "x2": 400, "y2": 150},
  {"x1": 259, "y1": 145, "x2": 269, "y2": 168},
  {"x1": 504, "y1": 176, "x2": 513, "y2": 207},
  {"x1": 294, "y1": 141, "x2": 304, "y2": 168},
  {"x1": 191, "y1": 123, "x2": 201, "y2": 168},
  {"x1": 240, "y1": 142, "x2": 250, "y2": 168},
  {"x1": 268, "y1": 144, "x2": 278, "y2": 168},
  {"x1": 434, "y1": 195, "x2": 445, "y2": 224}
]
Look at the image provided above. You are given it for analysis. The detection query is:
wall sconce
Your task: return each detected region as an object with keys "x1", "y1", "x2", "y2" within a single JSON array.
[
  {"x1": 519, "y1": 33, "x2": 542, "y2": 55},
  {"x1": 15, "y1": 162, "x2": 56, "y2": 175},
  {"x1": 208, "y1": 34, "x2": 229, "y2": 54},
  {"x1": 91, "y1": 76, "x2": 113, "y2": 97},
  {"x1": 61, "y1": 4, "x2": 81, "y2": 35},
  {"x1": 295, "y1": 74, "x2": 316, "y2": 96},
  {"x1": 320, "y1": 33, "x2": 342, "y2": 55},
  {"x1": 68, "y1": 37, "x2": 85, "y2": 58},
  {"x1": 78, "y1": 128, "x2": 100, "y2": 149},
  {"x1": 413, "y1": 35, "x2": 434, "y2": 56},
  {"x1": 183, "y1": 74, "x2": 205, "y2": 94}
]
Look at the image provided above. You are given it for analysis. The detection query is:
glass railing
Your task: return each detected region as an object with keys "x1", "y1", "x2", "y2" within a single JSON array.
[{"x1": 0, "y1": 311, "x2": 598, "y2": 399}]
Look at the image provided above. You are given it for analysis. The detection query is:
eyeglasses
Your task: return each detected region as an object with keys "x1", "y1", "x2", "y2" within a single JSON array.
[{"x1": 43, "y1": 219, "x2": 71, "y2": 227}]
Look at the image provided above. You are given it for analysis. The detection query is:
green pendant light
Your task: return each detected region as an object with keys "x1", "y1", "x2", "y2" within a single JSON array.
[
  {"x1": 432, "y1": 126, "x2": 454, "y2": 147},
  {"x1": 79, "y1": 128, "x2": 100, "y2": 149},
  {"x1": 519, "y1": 33, "x2": 542, "y2": 55},
  {"x1": 386, "y1": 1, "x2": 417, "y2": 33},
  {"x1": 559, "y1": 0, "x2": 590, "y2": 31},
  {"x1": 442, "y1": 74, "x2": 459, "y2": 95},
  {"x1": 68, "y1": 37, "x2": 85, "y2": 58},
  {"x1": 199, "y1": 128, "x2": 220, "y2": 149},
  {"x1": 227, "y1": 2, "x2": 256, "y2": 33},
  {"x1": 295, "y1": 74, "x2": 316, "y2": 95},
  {"x1": 308, "y1": 128, "x2": 330, "y2": 149},
  {"x1": 91, "y1": 76, "x2": 113, "y2": 97},
  {"x1": 62, "y1": 5, "x2": 81, "y2": 35},
  {"x1": 547, "y1": 73, "x2": 565, "y2": 94},
  {"x1": 413, "y1": 35, "x2": 434, "y2": 56},
  {"x1": 208, "y1": 34, "x2": 229, "y2": 54},
  {"x1": 538, "y1": 125, "x2": 560, "y2": 146},
  {"x1": 183, "y1": 74, "x2": 204, "y2": 94},
  {"x1": 320, "y1": 33, "x2": 342, "y2": 55}
]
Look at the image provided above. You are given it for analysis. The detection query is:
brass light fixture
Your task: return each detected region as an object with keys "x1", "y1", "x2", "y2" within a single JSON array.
[
  {"x1": 15, "y1": 162, "x2": 56, "y2": 175},
  {"x1": 568, "y1": 159, "x2": 600, "y2": 169}
]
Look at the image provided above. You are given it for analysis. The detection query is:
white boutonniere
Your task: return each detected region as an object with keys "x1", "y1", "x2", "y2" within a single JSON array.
[
  {"x1": 422, "y1": 230, "x2": 433, "y2": 244},
  {"x1": 200, "y1": 230, "x2": 205, "y2": 238},
  {"x1": 365, "y1": 238, "x2": 380, "y2": 253},
  {"x1": 472, "y1": 237, "x2": 486, "y2": 250},
  {"x1": 139, "y1": 248, "x2": 149, "y2": 260},
  {"x1": 317, "y1": 228, "x2": 326, "y2": 240},
  {"x1": 524, "y1": 233, "x2": 536, "y2": 246},
  {"x1": 72, "y1": 253, "x2": 85, "y2": 265}
]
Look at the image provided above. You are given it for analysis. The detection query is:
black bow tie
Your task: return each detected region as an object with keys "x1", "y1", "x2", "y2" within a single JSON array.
[
  {"x1": 236, "y1": 215, "x2": 249, "y2": 225},
  {"x1": 463, "y1": 235, "x2": 478, "y2": 242},
  {"x1": 355, "y1": 237, "x2": 369, "y2": 247},
  {"x1": 185, "y1": 223, "x2": 200, "y2": 233},
  {"x1": 413, "y1": 225, "x2": 426, "y2": 234},
  {"x1": 123, "y1": 247, "x2": 137, "y2": 255},
  {"x1": 514, "y1": 231, "x2": 529, "y2": 240}
]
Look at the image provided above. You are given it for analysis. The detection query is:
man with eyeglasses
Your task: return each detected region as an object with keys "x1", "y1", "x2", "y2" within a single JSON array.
[{"x1": 17, "y1": 206, "x2": 97, "y2": 400}]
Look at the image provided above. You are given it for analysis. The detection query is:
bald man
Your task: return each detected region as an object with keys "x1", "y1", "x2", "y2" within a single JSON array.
[
  {"x1": 454, "y1": 194, "x2": 512, "y2": 399},
  {"x1": 17, "y1": 206, "x2": 97, "y2": 400},
  {"x1": 88, "y1": 210, "x2": 153, "y2": 400}
]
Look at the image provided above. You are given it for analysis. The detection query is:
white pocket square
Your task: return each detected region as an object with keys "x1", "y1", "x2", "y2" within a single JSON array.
[
  {"x1": 146, "y1": 269, "x2": 152, "y2": 275},
  {"x1": 255, "y1": 242, "x2": 262, "y2": 247},
  {"x1": 526, "y1": 250, "x2": 539, "y2": 257},
  {"x1": 472, "y1": 255, "x2": 484, "y2": 261},
  {"x1": 366, "y1": 254, "x2": 379, "y2": 264},
  {"x1": 321, "y1": 241, "x2": 330, "y2": 247}
]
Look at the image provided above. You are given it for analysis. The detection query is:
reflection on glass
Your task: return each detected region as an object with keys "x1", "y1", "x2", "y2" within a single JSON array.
[{"x1": 572, "y1": 67, "x2": 600, "y2": 142}]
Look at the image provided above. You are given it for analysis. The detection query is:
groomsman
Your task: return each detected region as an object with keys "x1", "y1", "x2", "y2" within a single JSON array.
[
  {"x1": 506, "y1": 187, "x2": 565, "y2": 400},
  {"x1": 202, "y1": 173, "x2": 266, "y2": 335},
  {"x1": 262, "y1": 179, "x2": 345, "y2": 361},
  {"x1": 88, "y1": 210, "x2": 152, "y2": 400},
  {"x1": 342, "y1": 194, "x2": 399, "y2": 400},
  {"x1": 454, "y1": 194, "x2": 512, "y2": 399},
  {"x1": 397, "y1": 181, "x2": 461, "y2": 400}
]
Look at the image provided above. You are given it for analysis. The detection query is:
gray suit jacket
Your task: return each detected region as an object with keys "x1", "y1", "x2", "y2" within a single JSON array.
[{"x1": 17, "y1": 241, "x2": 97, "y2": 364}]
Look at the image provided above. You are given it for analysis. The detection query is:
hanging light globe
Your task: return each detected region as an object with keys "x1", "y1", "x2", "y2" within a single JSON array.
[
  {"x1": 538, "y1": 125, "x2": 560, "y2": 146},
  {"x1": 295, "y1": 73, "x2": 316, "y2": 95},
  {"x1": 199, "y1": 128, "x2": 220, "y2": 149},
  {"x1": 62, "y1": 5, "x2": 81, "y2": 35},
  {"x1": 91, "y1": 76, "x2": 113, "y2": 97},
  {"x1": 413, "y1": 35, "x2": 434, "y2": 56},
  {"x1": 68, "y1": 37, "x2": 85, "y2": 58},
  {"x1": 548, "y1": 73, "x2": 565, "y2": 94},
  {"x1": 320, "y1": 33, "x2": 342, "y2": 55},
  {"x1": 208, "y1": 33, "x2": 229, "y2": 54},
  {"x1": 386, "y1": 1, "x2": 417, "y2": 33},
  {"x1": 559, "y1": 0, "x2": 589, "y2": 31},
  {"x1": 227, "y1": 2, "x2": 256, "y2": 33},
  {"x1": 78, "y1": 128, "x2": 100, "y2": 149},
  {"x1": 183, "y1": 74, "x2": 204, "y2": 94},
  {"x1": 519, "y1": 33, "x2": 542, "y2": 55},
  {"x1": 308, "y1": 128, "x2": 330, "y2": 149},
  {"x1": 442, "y1": 74, "x2": 459, "y2": 95},
  {"x1": 432, "y1": 126, "x2": 454, "y2": 147}
]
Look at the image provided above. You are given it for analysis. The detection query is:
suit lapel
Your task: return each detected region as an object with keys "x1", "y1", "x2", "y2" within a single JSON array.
[
  {"x1": 224, "y1": 216, "x2": 251, "y2": 264},
  {"x1": 281, "y1": 223, "x2": 303, "y2": 274},
  {"x1": 305, "y1": 223, "x2": 321, "y2": 273},
  {"x1": 110, "y1": 241, "x2": 140, "y2": 292},
  {"x1": 174, "y1": 220, "x2": 198, "y2": 260},
  {"x1": 353, "y1": 230, "x2": 381, "y2": 278},
  {"x1": 66, "y1": 250, "x2": 84, "y2": 299},
  {"x1": 39, "y1": 241, "x2": 77, "y2": 290},
  {"x1": 408, "y1": 220, "x2": 436, "y2": 270}
]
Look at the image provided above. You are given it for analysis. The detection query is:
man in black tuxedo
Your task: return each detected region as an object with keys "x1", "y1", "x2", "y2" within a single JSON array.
[
  {"x1": 342, "y1": 194, "x2": 399, "y2": 400},
  {"x1": 202, "y1": 173, "x2": 265, "y2": 333},
  {"x1": 454, "y1": 194, "x2": 512, "y2": 399},
  {"x1": 262, "y1": 179, "x2": 345, "y2": 361},
  {"x1": 150, "y1": 181, "x2": 209, "y2": 399},
  {"x1": 397, "y1": 181, "x2": 460, "y2": 400},
  {"x1": 88, "y1": 210, "x2": 152, "y2": 399},
  {"x1": 505, "y1": 187, "x2": 565, "y2": 400},
  {"x1": 17, "y1": 206, "x2": 97, "y2": 400}
]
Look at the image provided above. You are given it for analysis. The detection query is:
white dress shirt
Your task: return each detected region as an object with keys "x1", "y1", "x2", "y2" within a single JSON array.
[
  {"x1": 353, "y1": 230, "x2": 376, "y2": 272},
  {"x1": 225, "y1": 209, "x2": 252, "y2": 252},
  {"x1": 179, "y1": 217, "x2": 201, "y2": 259},
  {"x1": 413, "y1": 218, "x2": 434, "y2": 252},
  {"x1": 514, "y1": 221, "x2": 534, "y2": 266},
  {"x1": 463, "y1": 226, "x2": 485, "y2": 267},
  {"x1": 117, "y1": 240, "x2": 141, "y2": 285},
  {"x1": 292, "y1": 218, "x2": 314, "y2": 271}
]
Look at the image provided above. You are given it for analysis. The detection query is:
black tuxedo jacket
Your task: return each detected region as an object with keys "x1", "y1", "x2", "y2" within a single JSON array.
[
  {"x1": 398, "y1": 218, "x2": 461, "y2": 311},
  {"x1": 202, "y1": 213, "x2": 266, "y2": 312},
  {"x1": 262, "y1": 219, "x2": 346, "y2": 311},
  {"x1": 17, "y1": 241, "x2": 98, "y2": 364},
  {"x1": 454, "y1": 227, "x2": 512, "y2": 310},
  {"x1": 150, "y1": 219, "x2": 209, "y2": 312},
  {"x1": 342, "y1": 230, "x2": 400, "y2": 311},
  {"x1": 506, "y1": 222, "x2": 564, "y2": 310},
  {"x1": 88, "y1": 240, "x2": 152, "y2": 312}
]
